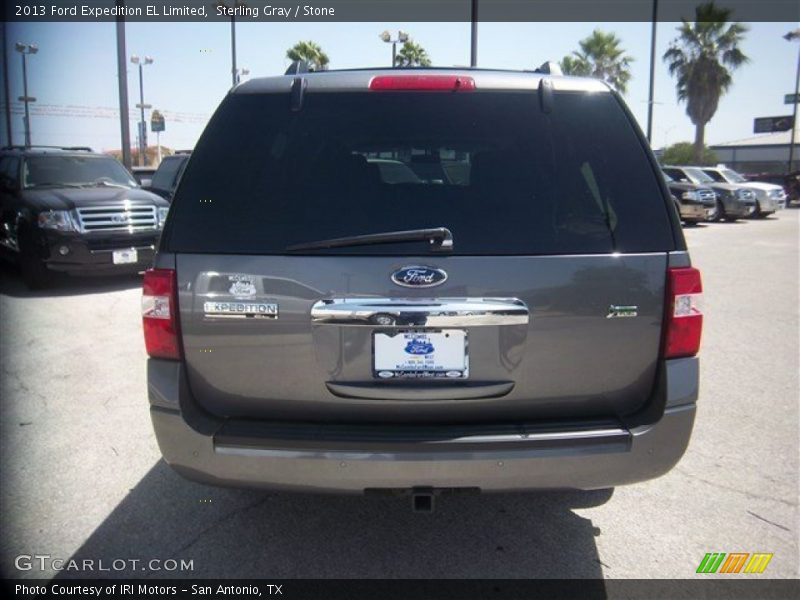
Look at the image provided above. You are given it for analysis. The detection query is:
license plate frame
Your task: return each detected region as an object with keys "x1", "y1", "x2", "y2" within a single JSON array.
[
  {"x1": 372, "y1": 329, "x2": 469, "y2": 380},
  {"x1": 112, "y1": 248, "x2": 138, "y2": 265}
]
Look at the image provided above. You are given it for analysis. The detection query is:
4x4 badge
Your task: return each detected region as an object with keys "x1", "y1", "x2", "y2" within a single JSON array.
[
  {"x1": 607, "y1": 305, "x2": 638, "y2": 318},
  {"x1": 391, "y1": 266, "x2": 447, "y2": 288}
]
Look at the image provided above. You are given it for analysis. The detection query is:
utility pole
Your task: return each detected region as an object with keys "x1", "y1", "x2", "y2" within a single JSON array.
[
  {"x1": 15, "y1": 43, "x2": 38, "y2": 147},
  {"x1": 784, "y1": 29, "x2": 800, "y2": 173},
  {"x1": 646, "y1": 0, "x2": 658, "y2": 144},
  {"x1": 2, "y1": 23, "x2": 12, "y2": 146},
  {"x1": 116, "y1": 3, "x2": 132, "y2": 169}
]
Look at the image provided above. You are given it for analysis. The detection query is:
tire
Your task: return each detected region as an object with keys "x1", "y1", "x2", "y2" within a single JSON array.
[
  {"x1": 19, "y1": 235, "x2": 51, "y2": 290},
  {"x1": 709, "y1": 198, "x2": 724, "y2": 222}
]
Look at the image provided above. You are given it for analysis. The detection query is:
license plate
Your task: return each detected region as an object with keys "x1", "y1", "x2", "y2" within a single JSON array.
[
  {"x1": 112, "y1": 249, "x2": 138, "y2": 265},
  {"x1": 373, "y1": 330, "x2": 468, "y2": 379}
]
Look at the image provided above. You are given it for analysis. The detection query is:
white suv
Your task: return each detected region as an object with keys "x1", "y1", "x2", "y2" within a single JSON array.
[{"x1": 702, "y1": 166, "x2": 786, "y2": 218}]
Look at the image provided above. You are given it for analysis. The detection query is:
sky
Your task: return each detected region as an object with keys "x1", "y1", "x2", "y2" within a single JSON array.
[{"x1": 2, "y1": 20, "x2": 798, "y2": 153}]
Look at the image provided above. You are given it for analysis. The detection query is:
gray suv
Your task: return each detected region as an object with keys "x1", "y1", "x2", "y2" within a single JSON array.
[
  {"x1": 662, "y1": 165, "x2": 756, "y2": 222},
  {"x1": 143, "y1": 69, "x2": 702, "y2": 501}
]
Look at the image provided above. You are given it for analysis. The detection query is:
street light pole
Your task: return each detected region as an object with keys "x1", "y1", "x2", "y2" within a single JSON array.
[
  {"x1": 380, "y1": 30, "x2": 409, "y2": 68},
  {"x1": 470, "y1": 0, "x2": 478, "y2": 67},
  {"x1": 138, "y1": 62, "x2": 145, "y2": 164},
  {"x1": 230, "y1": 16, "x2": 237, "y2": 87},
  {"x1": 21, "y1": 52, "x2": 30, "y2": 147},
  {"x1": 646, "y1": 0, "x2": 658, "y2": 144},
  {"x1": 784, "y1": 29, "x2": 800, "y2": 174},
  {"x1": 15, "y1": 43, "x2": 38, "y2": 148},
  {"x1": 217, "y1": 1, "x2": 246, "y2": 87},
  {"x1": 130, "y1": 55, "x2": 153, "y2": 166}
]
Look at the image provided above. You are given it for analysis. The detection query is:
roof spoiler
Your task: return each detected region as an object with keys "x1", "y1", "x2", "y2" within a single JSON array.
[
  {"x1": 285, "y1": 60, "x2": 311, "y2": 75},
  {"x1": 534, "y1": 61, "x2": 563, "y2": 76}
]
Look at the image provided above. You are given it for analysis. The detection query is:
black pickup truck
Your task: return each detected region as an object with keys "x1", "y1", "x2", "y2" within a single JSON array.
[{"x1": 0, "y1": 146, "x2": 169, "y2": 288}]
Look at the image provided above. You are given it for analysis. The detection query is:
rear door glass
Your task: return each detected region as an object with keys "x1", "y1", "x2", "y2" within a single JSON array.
[{"x1": 165, "y1": 90, "x2": 672, "y2": 255}]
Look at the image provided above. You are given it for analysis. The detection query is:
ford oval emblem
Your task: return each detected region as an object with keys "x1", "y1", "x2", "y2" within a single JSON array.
[{"x1": 391, "y1": 266, "x2": 447, "y2": 288}]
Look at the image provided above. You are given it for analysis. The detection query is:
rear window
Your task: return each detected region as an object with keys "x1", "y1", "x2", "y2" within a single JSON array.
[
  {"x1": 150, "y1": 156, "x2": 185, "y2": 192},
  {"x1": 165, "y1": 90, "x2": 673, "y2": 255}
]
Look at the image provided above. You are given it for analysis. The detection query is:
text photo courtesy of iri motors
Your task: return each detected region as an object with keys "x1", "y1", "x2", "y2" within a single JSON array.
[{"x1": 0, "y1": 1, "x2": 798, "y2": 598}]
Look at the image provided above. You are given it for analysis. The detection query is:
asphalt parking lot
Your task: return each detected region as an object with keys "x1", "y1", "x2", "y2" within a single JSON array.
[{"x1": 0, "y1": 211, "x2": 797, "y2": 580}]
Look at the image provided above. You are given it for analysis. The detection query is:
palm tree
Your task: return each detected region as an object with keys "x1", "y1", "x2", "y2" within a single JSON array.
[
  {"x1": 663, "y1": 2, "x2": 748, "y2": 163},
  {"x1": 559, "y1": 29, "x2": 634, "y2": 94},
  {"x1": 395, "y1": 41, "x2": 431, "y2": 67},
  {"x1": 286, "y1": 41, "x2": 329, "y2": 71},
  {"x1": 560, "y1": 55, "x2": 591, "y2": 77}
]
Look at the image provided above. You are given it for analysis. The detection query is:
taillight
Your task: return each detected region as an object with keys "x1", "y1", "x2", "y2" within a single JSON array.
[
  {"x1": 142, "y1": 268, "x2": 181, "y2": 360},
  {"x1": 663, "y1": 267, "x2": 703, "y2": 359},
  {"x1": 369, "y1": 75, "x2": 476, "y2": 92}
]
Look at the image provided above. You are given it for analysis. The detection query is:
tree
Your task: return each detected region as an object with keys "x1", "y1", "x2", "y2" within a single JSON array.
[
  {"x1": 395, "y1": 41, "x2": 431, "y2": 67},
  {"x1": 286, "y1": 41, "x2": 329, "y2": 71},
  {"x1": 663, "y1": 2, "x2": 748, "y2": 163},
  {"x1": 559, "y1": 29, "x2": 634, "y2": 94},
  {"x1": 661, "y1": 141, "x2": 718, "y2": 166}
]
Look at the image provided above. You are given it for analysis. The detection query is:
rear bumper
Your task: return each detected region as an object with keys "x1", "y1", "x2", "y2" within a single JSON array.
[{"x1": 148, "y1": 358, "x2": 698, "y2": 493}]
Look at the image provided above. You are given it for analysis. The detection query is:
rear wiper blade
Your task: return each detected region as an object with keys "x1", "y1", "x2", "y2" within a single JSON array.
[{"x1": 285, "y1": 227, "x2": 454, "y2": 253}]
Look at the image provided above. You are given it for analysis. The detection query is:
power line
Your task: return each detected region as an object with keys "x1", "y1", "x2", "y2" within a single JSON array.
[{"x1": 0, "y1": 101, "x2": 210, "y2": 123}]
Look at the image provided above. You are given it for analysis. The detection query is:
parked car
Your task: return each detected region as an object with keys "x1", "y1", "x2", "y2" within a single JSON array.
[
  {"x1": 146, "y1": 151, "x2": 191, "y2": 201},
  {"x1": 701, "y1": 166, "x2": 786, "y2": 217},
  {"x1": 0, "y1": 146, "x2": 169, "y2": 288},
  {"x1": 131, "y1": 165, "x2": 157, "y2": 188},
  {"x1": 143, "y1": 68, "x2": 702, "y2": 502},
  {"x1": 662, "y1": 170, "x2": 716, "y2": 225},
  {"x1": 744, "y1": 171, "x2": 799, "y2": 206},
  {"x1": 662, "y1": 166, "x2": 756, "y2": 222}
]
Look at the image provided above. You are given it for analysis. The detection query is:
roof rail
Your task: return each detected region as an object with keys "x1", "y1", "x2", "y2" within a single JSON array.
[
  {"x1": 1, "y1": 144, "x2": 94, "y2": 152},
  {"x1": 174, "y1": 149, "x2": 192, "y2": 155}
]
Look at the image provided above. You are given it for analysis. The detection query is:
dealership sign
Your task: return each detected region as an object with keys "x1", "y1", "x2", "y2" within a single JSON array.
[{"x1": 753, "y1": 115, "x2": 794, "y2": 134}]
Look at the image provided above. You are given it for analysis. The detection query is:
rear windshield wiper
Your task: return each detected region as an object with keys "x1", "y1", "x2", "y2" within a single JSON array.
[{"x1": 285, "y1": 227, "x2": 454, "y2": 253}]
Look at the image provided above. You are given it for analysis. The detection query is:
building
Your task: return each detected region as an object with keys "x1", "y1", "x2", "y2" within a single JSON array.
[{"x1": 709, "y1": 128, "x2": 799, "y2": 174}]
